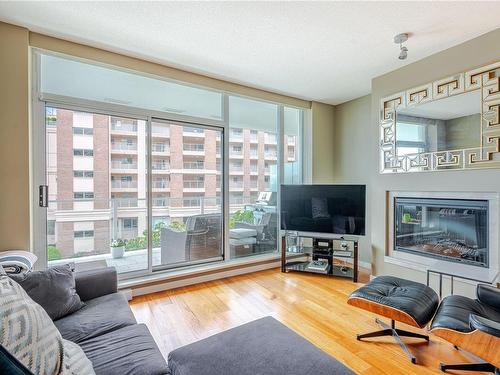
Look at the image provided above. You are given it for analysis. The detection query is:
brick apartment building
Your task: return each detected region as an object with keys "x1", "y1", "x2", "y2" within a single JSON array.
[{"x1": 47, "y1": 108, "x2": 297, "y2": 259}]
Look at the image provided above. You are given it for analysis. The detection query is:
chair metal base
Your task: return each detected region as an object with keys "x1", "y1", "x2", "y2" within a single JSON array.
[
  {"x1": 440, "y1": 362, "x2": 499, "y2": 374},
  {"x1": 356, "y1": 318, "x2": 429, "y2": 364}
]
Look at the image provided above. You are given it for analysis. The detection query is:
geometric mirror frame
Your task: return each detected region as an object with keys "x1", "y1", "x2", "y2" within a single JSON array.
[{"x1": 380, "y1": 61, "x2": 500, "y2": 173}]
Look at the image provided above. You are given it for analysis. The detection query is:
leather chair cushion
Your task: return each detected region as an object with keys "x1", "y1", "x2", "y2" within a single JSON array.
[
  {"x1": 431, "y1": 294, "x2": 500, "y2": 333},
  {"x1": 350, "y1": 276, "x2": 439, "y2": 327},
  {"x1": 469, "y1": 314, "x2": 500, "y2": 338},
  {"x1": 477, "y1": 284, "x2": 500, "y2": 311}
]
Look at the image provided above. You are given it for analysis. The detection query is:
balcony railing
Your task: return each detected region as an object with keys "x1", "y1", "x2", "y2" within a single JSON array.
[
  {"x1": 152, "y1": 144, "x2": 169, "y2": 153},
  {"x1": 152, "y1": 162, "x2": 170, "y2": 170},
  {"x1": 111, "y1": 161, "x2": 137, "y2": 169},
  {"x1": 183, "y1": 162, "x2": 204, "y2": 169},
  {"x1": 153, "y1": 180, "x2": 170, "y2": 188},
  {"x1": 184, "y1": 181, "x2": 204, "y2": 189},
  {"x1": 111, "y1": 142, "x2": 137, "y2": 151},
  {"x1": 183, "y1": 144, "x2": 204, "y2": 152},
  {"x1": 111, "y1": 123, "x2": 137, "y2": 132},
  {"x1": 111, "y1": 180, "x2": 137, "y2": 189}
]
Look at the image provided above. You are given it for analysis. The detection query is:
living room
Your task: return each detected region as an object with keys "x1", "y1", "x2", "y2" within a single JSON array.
[{"x1": 0, "y1": 2, "x2": 499, "y2": 375}]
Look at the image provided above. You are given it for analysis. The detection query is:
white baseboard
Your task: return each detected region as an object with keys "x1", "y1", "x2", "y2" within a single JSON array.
[{"x1": 129, "y1": 260, "x2": 281, "y2": 297}]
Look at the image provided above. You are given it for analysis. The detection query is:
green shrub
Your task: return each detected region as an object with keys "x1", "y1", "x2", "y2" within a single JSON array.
[
  {"x1": 229, "y1": 210, "x2": 254, "y2": 228},
  {"x1": 47, "y1": 245, "x2": 62, "y2": 261}
]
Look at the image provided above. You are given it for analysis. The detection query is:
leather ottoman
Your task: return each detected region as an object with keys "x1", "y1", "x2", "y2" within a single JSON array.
[{"x1": 348, "y1": 276, "x2": 440, "y2": 364}]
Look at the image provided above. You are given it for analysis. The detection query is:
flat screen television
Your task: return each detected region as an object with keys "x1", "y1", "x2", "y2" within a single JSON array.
[{"x1": 280, "y1": 184, "x2": 366, "y2": 235}]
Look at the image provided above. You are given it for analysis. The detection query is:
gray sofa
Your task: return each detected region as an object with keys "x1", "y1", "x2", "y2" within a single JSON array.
[{"x1": 47, "y1": 267, "x2": 168, "y2": 375}]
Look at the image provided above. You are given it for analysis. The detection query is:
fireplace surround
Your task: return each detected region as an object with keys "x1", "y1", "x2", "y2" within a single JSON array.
[{"x1": 387, "y1": 191, "x2": 499, "y2": 282}]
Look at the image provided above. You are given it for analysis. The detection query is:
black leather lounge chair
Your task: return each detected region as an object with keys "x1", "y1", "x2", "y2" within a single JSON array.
[{"x1": 430, "y1": 284, "x2": 500, "y2": 374}]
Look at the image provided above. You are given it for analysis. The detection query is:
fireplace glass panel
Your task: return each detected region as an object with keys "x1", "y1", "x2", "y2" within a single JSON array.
[{"x1": 395, "y1": 198, "x2": 488, "y2": 268}]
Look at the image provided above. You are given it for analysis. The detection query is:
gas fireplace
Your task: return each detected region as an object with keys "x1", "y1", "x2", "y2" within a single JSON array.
[{"x1": 394, "y1": 197, "x2": 488, "y2": 268}]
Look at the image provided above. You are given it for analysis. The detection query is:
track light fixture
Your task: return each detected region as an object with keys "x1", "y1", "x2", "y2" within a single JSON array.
[{"x1": 394, "y1": 33, "x2": 409, "y2": 60}]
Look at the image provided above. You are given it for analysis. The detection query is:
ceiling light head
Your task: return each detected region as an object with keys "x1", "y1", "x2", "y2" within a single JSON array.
[
  {"x1": 399, "y1": 46, "x2": 408, "y2": 60},
  {"x1": 394, "y1": 33, "x2": 409, "y2": 61}
]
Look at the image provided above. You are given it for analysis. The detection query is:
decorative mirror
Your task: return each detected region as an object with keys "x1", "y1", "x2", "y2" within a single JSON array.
[{"x1": 380, "y1": 61, "x2": 500, "y2": 173}]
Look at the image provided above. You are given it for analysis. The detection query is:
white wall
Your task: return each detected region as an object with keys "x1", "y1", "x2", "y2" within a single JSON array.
[{"x1": 333, "y1": 28, "x2": 500, "y2": 296}]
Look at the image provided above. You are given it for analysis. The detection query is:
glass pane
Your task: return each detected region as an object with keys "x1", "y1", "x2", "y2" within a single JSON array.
[
  {"x1": 46, "y1": 107, "x2": 148, "y2": 274},
  {"x1": 41, "y1": 54, "x2": 222, "y2": 120},
  {"x1": 152, "y1": 120, "x2": 223, "y2": 268},
  {"x1": 228, "y1": 96, "x2": 278, "y2": 258},
  {"x1": 284, "y1": 107, "x2": 303, "y2": 184}
]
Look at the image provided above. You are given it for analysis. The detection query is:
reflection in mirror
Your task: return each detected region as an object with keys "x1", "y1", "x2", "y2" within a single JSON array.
[{"x1": 396, "y1": 91, "x2": 480, "y2": 157}]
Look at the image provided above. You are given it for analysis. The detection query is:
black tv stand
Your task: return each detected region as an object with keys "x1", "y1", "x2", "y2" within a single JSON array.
[{"x1": 281, "y1": 234, "x2": 359, "y2": 282}]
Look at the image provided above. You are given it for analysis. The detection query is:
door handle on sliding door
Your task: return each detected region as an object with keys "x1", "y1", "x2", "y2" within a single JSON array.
[{"x1": 39, "y1": 185, "x2": 48, "y2": 207}]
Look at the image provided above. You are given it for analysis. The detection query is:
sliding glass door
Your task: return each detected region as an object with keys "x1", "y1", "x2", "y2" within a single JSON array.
[
  {"x1": 45, "y1": 106, "x2": 149, "y2": 274},
  {"x1": 150, "y1": 119, "x2": 223, "y2": 270},
  {"x1": 43, "y1": 105, "x2": 224, "y2": 276}
]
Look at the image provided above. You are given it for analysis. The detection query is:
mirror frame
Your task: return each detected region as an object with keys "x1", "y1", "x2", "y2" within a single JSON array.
[{"x1": 379, "y1": 61, "x2": 500, "y2": 173}]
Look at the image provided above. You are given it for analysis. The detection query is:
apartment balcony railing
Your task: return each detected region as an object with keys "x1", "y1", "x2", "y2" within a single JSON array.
[
  {"x1": 183, "y1": 162, "x2": 204, "y2": 169},
  {"x1": 114, "y1": 197, "x2": 139, "y2": 207},
  {"x1": 265, "y1": 152, "x2": 277, "y2": 159},
  {"x1": 183, "y1": 181, "x2": 205, "y2": 189},
  {"x1": 265, "y1": 134, "x2": 277, "y2": 144},
  {"x1": 111, "y1": 161, "x2": 138, "y2": 169},
  {"x1": 183, "y1": 144, "x2": 204, "y2": 152},
  {"x1": 152, "y1": 144, "x2": 170, "y2": 153},
  {"x1": 111, "y1": 123, "x2": 137, "y2": 132},
  {"x1": 152, "y1": 163, "x2": 170, "y2": 170},
  {"x1": 230, "y1": 182, "x2": 244, "y2": 189},
  {"x1": 152, "y1": 180, "x2": 170, "y2": 189},
  {"x1": 111, "y1": 180, "x2": 138, "y2": 189},
  {"x1": 111, "y1": 143, "x2": 138, "y2": 151}
]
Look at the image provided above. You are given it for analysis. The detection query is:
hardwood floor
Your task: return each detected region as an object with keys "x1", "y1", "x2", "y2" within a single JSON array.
[{"x1": 129, "y1": 268, "x2": 486, "y2": 374}]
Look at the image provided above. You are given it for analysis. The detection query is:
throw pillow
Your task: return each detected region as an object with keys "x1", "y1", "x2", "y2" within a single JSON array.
[
  {"x1": 0, "y1": 273, "x2": 95, "y2": 375},
  {"x1": 10, "y1": 264, "x2": 84, "y2": 320}
]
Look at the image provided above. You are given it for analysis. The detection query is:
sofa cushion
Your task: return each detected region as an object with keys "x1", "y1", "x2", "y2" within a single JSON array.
[
  {"x1": 54, "y1": 292, "x2": 136, "y2": 344},
  {"x1": 168, "y1": 316, "x2": 354, "y2": 375},
  {"x1": 0, "y1": 273, "x2": 95, "y2": 375},
  {"x1": 79, "y1": 324, "x2": 168, "y2": 375},
  {"x1": 10, "y1": 264, "x2": 84, "y2": 320},
  {"x1": 229, "y1": 228, "x2": 257, "y2": 239}
]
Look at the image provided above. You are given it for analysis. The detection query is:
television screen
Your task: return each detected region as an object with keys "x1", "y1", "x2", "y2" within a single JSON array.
[{"x1": 280, "y1": 184, "x2": 366, "y2": 235}]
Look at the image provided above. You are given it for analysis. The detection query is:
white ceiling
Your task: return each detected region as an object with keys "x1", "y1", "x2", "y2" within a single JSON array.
[{"x1": 1, "y1": 1, "x2": 499, "y2": 105}]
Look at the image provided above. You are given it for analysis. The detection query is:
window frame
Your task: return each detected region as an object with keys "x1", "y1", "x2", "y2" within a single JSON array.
[{"x1": 31, "y1": 48, "x2": 310, "y2": 280}]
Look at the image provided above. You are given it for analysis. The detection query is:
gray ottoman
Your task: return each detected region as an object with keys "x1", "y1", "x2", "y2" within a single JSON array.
[{"x1": 167, "y1": 316, "x2": 354, "y2": 375}]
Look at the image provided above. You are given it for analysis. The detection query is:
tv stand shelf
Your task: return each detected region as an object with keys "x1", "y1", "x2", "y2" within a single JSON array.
[{"x1": 281, "y1": 235, "x2": 359, "y2": 282}]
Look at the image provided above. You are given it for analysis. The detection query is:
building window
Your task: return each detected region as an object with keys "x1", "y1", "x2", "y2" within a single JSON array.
[
  {"x1": 122, "y1": 218, "x2": 138, "y2": 229},
  {"x1": 73, "y1": 149, "x2": 93, "y2": 157},
  {"x1": 72, "y1": 127, "x2": 93, "y2": 135},
  {"x1": 74, "y1": 192, "x2": 94, "y2": 199},
  {"x1": 74, "y1": 170, "x2": 94, "y2": 178},
  {"x1": 74, "y1": 230, "x2": 94, "y2": 238}
]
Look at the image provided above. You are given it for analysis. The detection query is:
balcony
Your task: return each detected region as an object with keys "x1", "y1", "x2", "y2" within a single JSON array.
[
  {"x1": 111, "y1": 161, "x2": 138, "y2": 172},
  {"x1": 111, "y1": 142, "x2": 137, "y2": 154},
  {"x1": 46, "y1": 196, "x2": 235, "y2": 274},
  {"x1": 183, "y1": 143, "x2": 205, "y2": 156},
  {"x1": 111, "y1": 123, "x2": 137, "y2": 133},
  {"x1": 152, "y1": 162, "x2": 170, "y2": 174},
  {"x1": 183, "y1": 162, "x2": 204, "y2": 170},
  {"x1": 152, "y1": 143, "x2": 170, "y2": 154},
  {"x1": 111, "y1": 180, "x2": 138, "y2": 192},
  {"x1": 183, "y1": 180, "x2": 205, "y2": 192},
  {"x1": 229, "y1": 150, "x2": 243, "y2": 159},
  {"x1": 152, "y1": 180, "x2": 170, "y2": 191},
  {"x1": 229, "y1": 182, "x2": 244, "y2": 191},
  {"x1": 264, "y1": 134, "x2": 277, "y2": 144},
  {"x1": 265, "y1": 152, "x2": 277, "y2": 160}
]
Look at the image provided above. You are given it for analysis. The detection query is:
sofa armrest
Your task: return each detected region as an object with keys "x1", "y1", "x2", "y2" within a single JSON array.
[
  {"x1": 469, "y1": 314, "x2": 500, "y2": 338},
  {"x1": 476, "y1": 284, "x2": 500, "y2": 311},
  {"x1": 75, "y1": 267, "x2": 117, "y2": 301}
]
